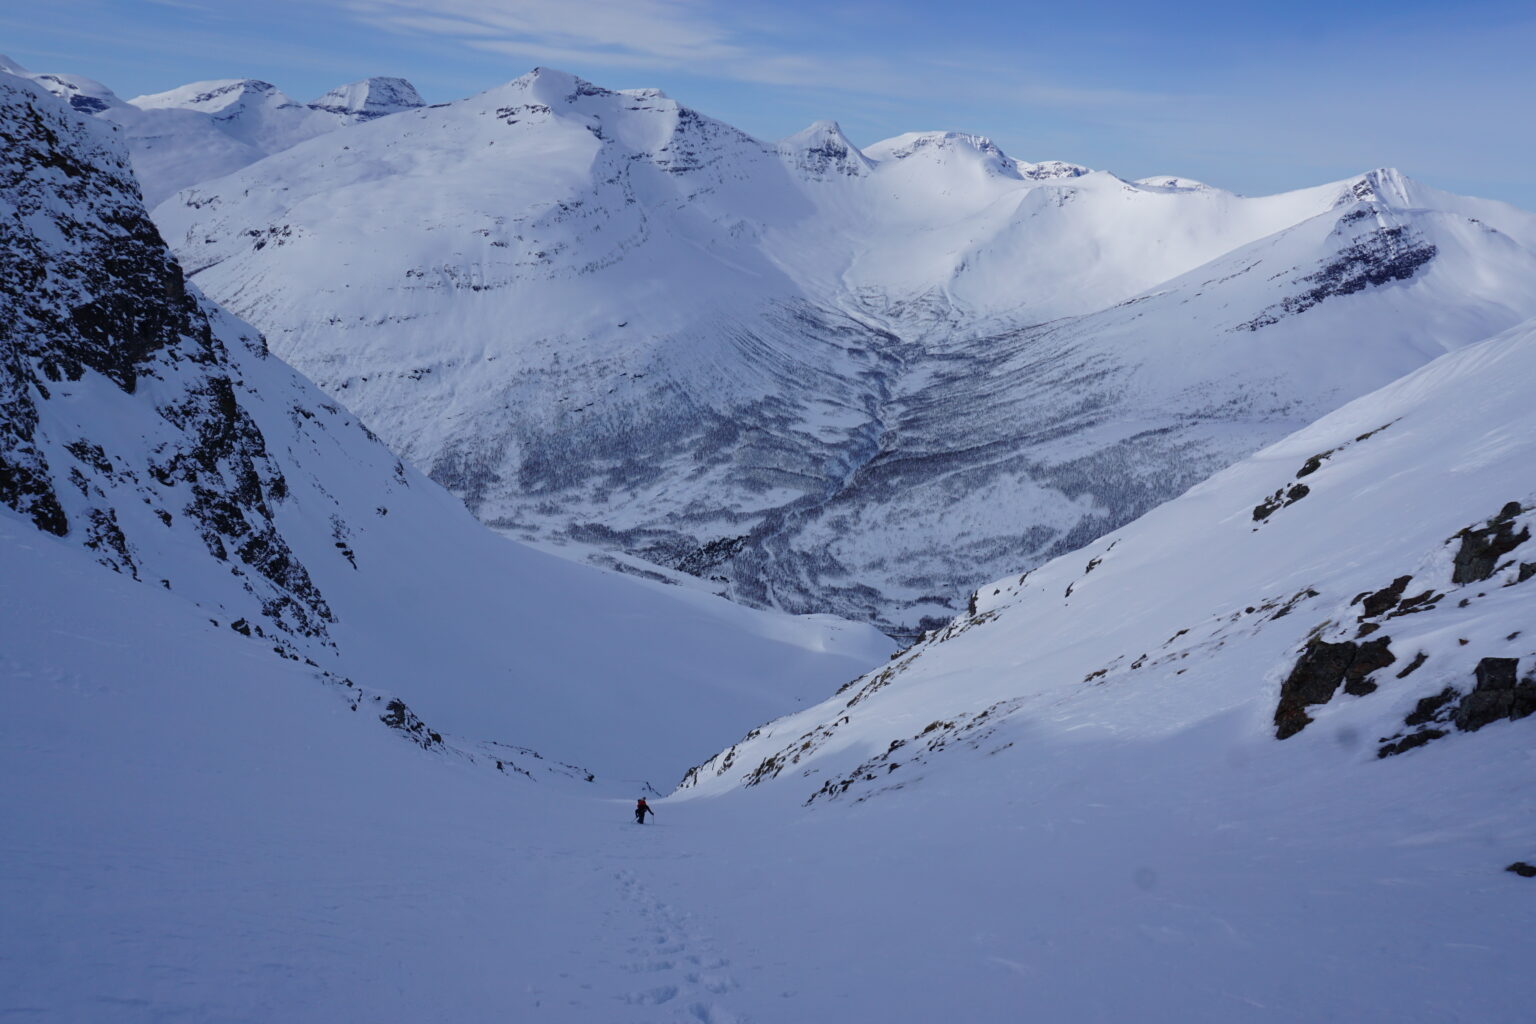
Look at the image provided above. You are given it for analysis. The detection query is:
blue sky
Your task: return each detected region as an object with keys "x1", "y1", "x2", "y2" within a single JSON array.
[{"x1": 5, "y1": 0, "x2": 1534, "y2": 208}]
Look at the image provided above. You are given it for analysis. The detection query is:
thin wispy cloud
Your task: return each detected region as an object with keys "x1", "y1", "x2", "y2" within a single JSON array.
[
  {"x1": 350, "y1": 0, "x2": 748, "y2": 69},
  {"x1": 343, "y1": 0, "x2": 1162, "y2": 108},
  {"x1": 6, "y1": 0, "x2": 1532, "y2": 207}
]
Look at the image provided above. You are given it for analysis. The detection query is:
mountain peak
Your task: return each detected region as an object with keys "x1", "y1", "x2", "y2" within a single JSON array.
[
  {"x1": 310, "y1": 77, "x2": 424, "y2": 119},
  {"x1": 507, "y1": 67, "x2": 613, "y2": 106},
  {"x1": 779, "y1": 120, "x2": 871, "y2": 179},
  {"x1": 1339, "y1": 167, "x2": 1416, "y2": 208},
  {"x1": 863, "y1": 130, "x2": 1020, "y2": 178},
  {"x1": 1135, "y1": 175, "x2": 1216, "y2": 192},
  {"x1": 0, "y1": 58, "x2": 124, "y2": 115},
  {"x1": 130, "y1": 78, "x2": 293, "y2": 113},
  {"x1": 1018, "y1": 159, "x2": 1092, "y2": 182}
]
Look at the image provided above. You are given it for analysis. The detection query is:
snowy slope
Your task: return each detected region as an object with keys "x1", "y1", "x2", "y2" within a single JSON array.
[
  {"x1": 0, "y1": 56, "x2": 423, "y2": 205},
  {"x1": 0, "y1": 68, "x2": 889, "y2": 786},
  {"x1": 657, "y1": 317, "x2": 1536, "y2": 1019},
  {"x1": 152, "y1": 67, "x2": 1536, "y2": 633},
  {"x1": 681, "y1": 316, "x2": 1536, "y2": 800},
  {"x1": 6, "y1": 66, "x2": 1534, "y2": 1023},
  {"x1": 1, "y1": 508, "x2": 748, "y2": 1021},
  {"x1": 5, "y1": 334, "x2": 1532, "y2": 1022}
]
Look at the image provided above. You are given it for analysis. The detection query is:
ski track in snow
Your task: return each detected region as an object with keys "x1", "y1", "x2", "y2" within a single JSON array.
[{"x1": 610, "y1": 862, "x2": 743, "y2": 1023}]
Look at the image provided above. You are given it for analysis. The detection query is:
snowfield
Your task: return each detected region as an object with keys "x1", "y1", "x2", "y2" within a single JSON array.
[{"x1": 3, "y1": 57, "x2": 1535, "y2": 1024}]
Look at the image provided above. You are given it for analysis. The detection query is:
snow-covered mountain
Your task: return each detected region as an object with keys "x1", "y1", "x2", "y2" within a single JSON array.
[
  {"x1": 0, "y1": 67, "x2": 888, "y2": 786},
  {"x1": 659, "y1": 315, "x2": 1536, "y2": 1017},
  {"x1": 308, "y1": 76, "x2": 425, "y2": 120},
  {"x1": 681, "y1": 315, "x2": 1536, "y2": 800},
  {"x1": 149, "y1": 67, "x2": 1536, "y2": 634},
  {"x1": 0, "y1": 55, "x2": 424, "y2": 205},
  {"x1": 6, "y1": 60, "x2": 1534, "y2": 1023}
]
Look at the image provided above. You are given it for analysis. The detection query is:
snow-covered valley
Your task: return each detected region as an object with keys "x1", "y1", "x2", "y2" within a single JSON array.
[
  {"x1": 9, "y1": 504, "x2": 1532, "y2": 1022},
  {"x1": 132, "y1": 65, "x2": 1536, "y2": 632},
  {"x1": 4, "y1": 54, "x2": 1535, "y2": 1024}
]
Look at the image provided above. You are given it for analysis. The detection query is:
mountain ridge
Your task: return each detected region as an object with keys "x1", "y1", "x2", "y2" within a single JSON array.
[
  {"x1": 0, "y1": 66, "x2": 890, "y2": 783},
  {"x1": 0, "y1": 55, "x2": 426, "y2": 205},
  {"x1": 140, "y1": 64, "x2": 1536, "y2": 632}
]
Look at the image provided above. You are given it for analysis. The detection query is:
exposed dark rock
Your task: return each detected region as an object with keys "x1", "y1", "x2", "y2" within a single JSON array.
[
  {"x1": 1269, "y1": 588, "x2": 1320, "y2": 620},
  {"x1": 1395, "y1": 651, "x2": 1429, "y2": 678},
  {"x1": 1238, "y1": 226, "x2": 1438, "y2": 331},
  {"x1": 1354, "y1": 575, "x2": 1412, "y2": 617},
  {"x1": 1377, "y1": 729, "x2": 1447, "y2": 758},
  {"x1": 1342, "y1": 639, "x2": 1395, "y2": 696},
  {"x1": 1381, "y1": 658, "x2": 1536, "y2": 756},
  {"x1": 1507, "y1": 862, "x2": 1536, "y2": 878},
  {"x1": 1404, "y1": 687, "x2": 1456, "y2": 726},
  {"x1": 1253, "y1": 483, "x2": 1311, "y2": 522},
  {"x1": 1451, "y1": 503, "x2": 1530, "y2": 584},
  {"x1": 1475, "y1": 657, "x2": 1519, "y2": 689},
  {"x1": 1384, "y1": 590, "x2": 1442, "y2": 618},
  {"x1": 0, "y1": 75, "x2": 333, "y2": 642},
  {"x1": 1275, "y1": 636, "x2": 1395, "y2": 738},
  {"x1": 1452, "y1": 657, "x2": 1535, "y2": 732},
  {"x1": 1296, "y1": 448, "x2": 1338, "y2": 478},
  {"x1": 83, "y1": 507, "x2": 136, "y2": 577},
  {"x1": 379, "y1": 697, "x2": 444, "y2": 749}
]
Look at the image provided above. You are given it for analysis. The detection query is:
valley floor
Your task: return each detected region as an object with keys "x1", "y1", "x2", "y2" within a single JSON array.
[
  {"x1": 6, "y1": 523, "x2": 1533, "y2": 1024},
  {"x1": 9, "y1": 738, "x2": 1534, "y2": 1023}
]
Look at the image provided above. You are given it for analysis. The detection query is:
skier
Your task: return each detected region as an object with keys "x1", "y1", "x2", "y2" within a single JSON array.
[{"x1": 634, "y1": 797, "x2": 655, "y2": 824}]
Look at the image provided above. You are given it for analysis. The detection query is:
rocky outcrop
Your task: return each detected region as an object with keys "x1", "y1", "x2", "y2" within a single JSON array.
[
  {"x1": 1275, "y1": 636, "x2": 1396, "y2": 739},
  {"x1": 1253, "y1": 483, "x2": 1310, "y2": 522},
  {"x1": 1451, "y1": 502, "x2": 1530, "y2": 584},
  {"x1": 1275, "y1": 500, "x2": 1533, "y2": 745},
  {"x1": 0, "y1": 73, "x2": 330, "y2": 640},
  {"x1": 379, "y1": 697, "x2": 444, "y2": 750},
  {"x1": 1452, "y1": 658, "x2": 1536, "y2": 732},
  {"x1": 1239, "y1": 223, "x2": 1438, "y2": 331},
  {"x1": 1378, "y1": 657, "x2": 1535, "y2": 757}
]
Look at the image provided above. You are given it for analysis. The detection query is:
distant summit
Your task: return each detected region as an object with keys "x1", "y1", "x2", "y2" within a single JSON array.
[
  {"x1": 128, "y1": 77, "x2": 294, "y2": 113},
  {"x1": 0, "y1": 56, "x2": 425, "y2": 204},
  {"x1": 310, "y1": 77, "x2": 425, "y2": 120},
  {"x1": 778, "y1": 121, "x2": 872, "y2": 179},
  {"x1": 146, "y1": 65, "x2": 1536, "y2": 632}
]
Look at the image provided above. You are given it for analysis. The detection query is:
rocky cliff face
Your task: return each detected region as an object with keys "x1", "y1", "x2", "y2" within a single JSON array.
[{"x1": 0, "y1": 72, "x2": 333, "y2": 643}]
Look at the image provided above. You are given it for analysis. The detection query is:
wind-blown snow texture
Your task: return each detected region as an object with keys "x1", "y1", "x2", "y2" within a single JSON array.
[
  {"x1": 150, "y1": 67, "x2": 1536, "y2": 633},
  {"x1": 0, "y1": 69, "x2": 889, "y2": 787}
]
